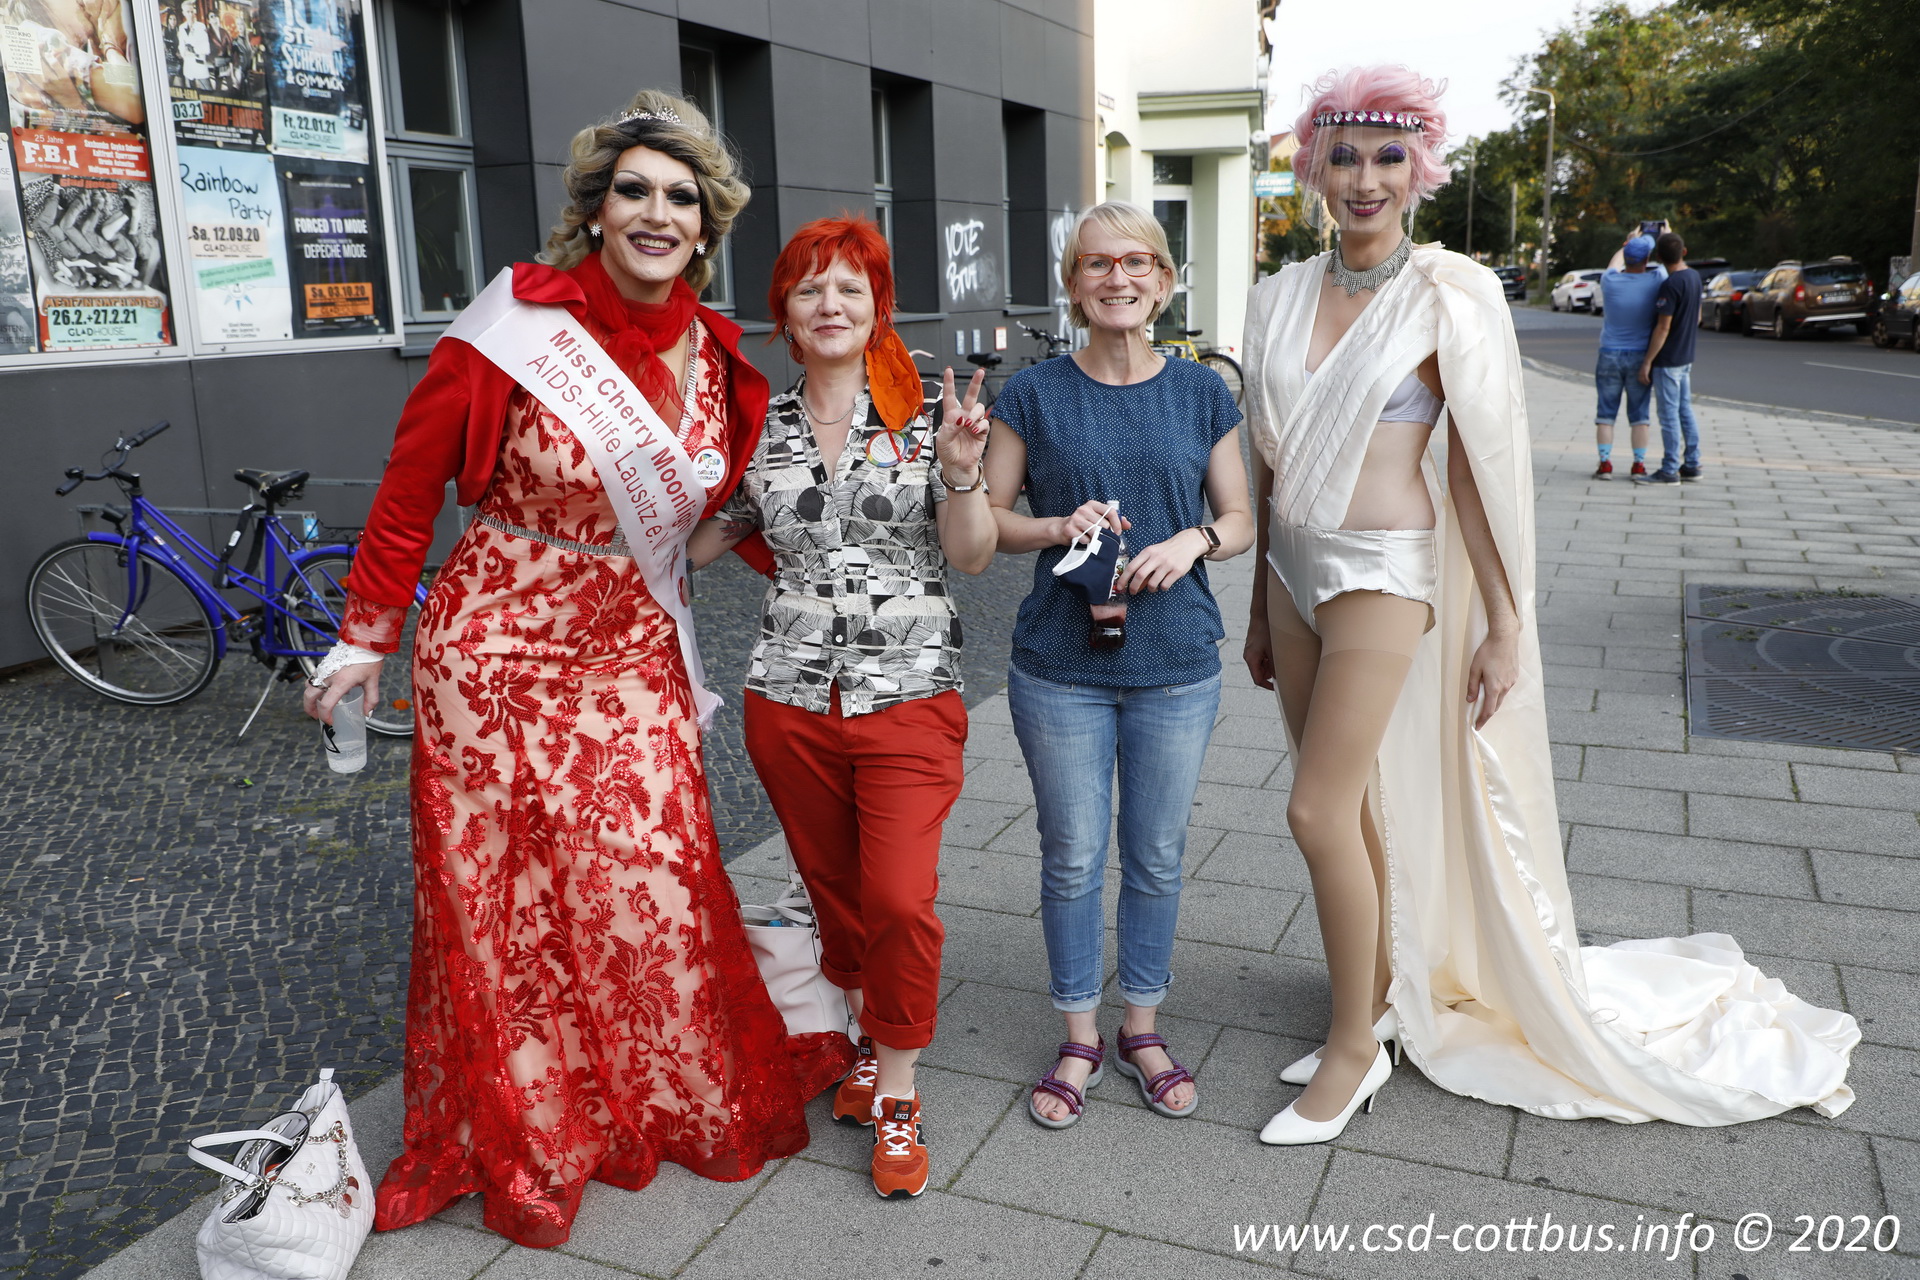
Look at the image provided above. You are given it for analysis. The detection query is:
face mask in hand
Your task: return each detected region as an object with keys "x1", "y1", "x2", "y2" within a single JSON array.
[{"x1": 1052, "y1": 504, "x2": 1128, "y2": 649}]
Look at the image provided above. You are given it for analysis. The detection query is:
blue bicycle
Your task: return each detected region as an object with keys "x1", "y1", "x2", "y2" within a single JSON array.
[{"x1": 25, "y1": 421, "x2": 424, "y2": 736}]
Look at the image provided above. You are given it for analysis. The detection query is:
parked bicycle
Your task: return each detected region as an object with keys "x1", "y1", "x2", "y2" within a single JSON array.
[
  {"x1": 1152, "y1": 326, "x2": 1244, "y2": 406},
  {"x1": 25, "y1": 422, "x2": 424, "y2": 736}
]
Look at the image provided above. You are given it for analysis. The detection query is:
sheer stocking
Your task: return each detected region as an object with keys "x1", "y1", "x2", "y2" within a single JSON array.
[{"x1": 1266, "y1": 582, "x2": 1427, "y2": 1121}]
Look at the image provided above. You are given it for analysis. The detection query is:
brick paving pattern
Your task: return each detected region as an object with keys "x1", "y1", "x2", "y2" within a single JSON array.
[
  {"x1": 0, "y1": 530, "x2": 1031, "y2": 1280},
  {"x1": 47, "y1": 366, "x2": 1920, "y2": 1277}
]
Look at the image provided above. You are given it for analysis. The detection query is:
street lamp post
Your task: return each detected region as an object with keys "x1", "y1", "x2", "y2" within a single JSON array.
[
  {"x1": 1464, "y1": 143, "x2": 1476, "y2": 258},
  {"x1": 1527, "y1": 86, "x2": 1555, "y2": 304}
]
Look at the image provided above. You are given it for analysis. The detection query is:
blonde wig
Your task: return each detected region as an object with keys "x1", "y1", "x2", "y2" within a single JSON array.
[
  {"x1": 1059, "y1": 201, "x2": 1177, "y2": 331},
  {"x1": 540, "y1": 88, "x2": 749, "y2": 295}
]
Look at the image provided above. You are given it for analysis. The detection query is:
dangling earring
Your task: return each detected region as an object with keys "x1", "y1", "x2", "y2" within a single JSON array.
[
  {"x1": 693, "y1": 242, "x2": 707, "y2": 257},
  {"x1": 588, "y1": 222, "x2": 602, "y2": 237}
]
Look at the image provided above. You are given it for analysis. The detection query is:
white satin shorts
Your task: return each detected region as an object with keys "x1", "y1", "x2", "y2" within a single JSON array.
[{"x1": 1266, "y1": 515, "x2": 1437, "y2": 635}]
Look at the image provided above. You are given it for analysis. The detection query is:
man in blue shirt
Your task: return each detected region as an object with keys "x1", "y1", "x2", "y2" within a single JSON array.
[
  {"x1": 1638, "y1": 232, "x2": 1704, "y2": 484},
  {"x1": 1591, "y1": 234, "x2": 1667, "y2": 479}
]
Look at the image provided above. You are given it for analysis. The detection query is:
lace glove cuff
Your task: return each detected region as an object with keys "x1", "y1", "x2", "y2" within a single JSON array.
[{"x1": 309, "y1": 641, "x2": 385, "y2": 689}]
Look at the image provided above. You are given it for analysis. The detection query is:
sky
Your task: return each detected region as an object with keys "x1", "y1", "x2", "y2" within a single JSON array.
[{"x1": 1264, "y1": 0, "x2": 1658, "y2": 143}]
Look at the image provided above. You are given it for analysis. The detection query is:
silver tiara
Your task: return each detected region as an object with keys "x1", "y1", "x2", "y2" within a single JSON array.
[
  {"x1": 618, "y1": 108, "x2": 682, "y2": 126},
  {"x1": 1312, "y1": 110, "x2": 1426, "y2": 132}
]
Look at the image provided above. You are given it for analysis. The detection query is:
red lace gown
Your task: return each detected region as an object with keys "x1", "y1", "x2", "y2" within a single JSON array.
[{"x1": 351, "y1": 319, "x2": 850, "y2": 1247}]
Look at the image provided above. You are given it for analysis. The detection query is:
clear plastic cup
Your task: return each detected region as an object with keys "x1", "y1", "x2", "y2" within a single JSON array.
[{"x1": 322, "y1": 686, "x2": 367, "y2": 774}]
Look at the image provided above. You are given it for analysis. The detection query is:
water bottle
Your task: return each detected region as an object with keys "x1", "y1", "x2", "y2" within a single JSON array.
[{"x1": 322, "y1": 686, "x2": 367, "y2": 774}]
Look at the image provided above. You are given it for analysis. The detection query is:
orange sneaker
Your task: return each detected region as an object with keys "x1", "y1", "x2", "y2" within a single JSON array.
[
  {"x1": 832, "y1": 1036, "x2": 878, "y2": 1126},
  {"x1": 870, "y1": 1094, "x2": 929, "y2": 1199}
]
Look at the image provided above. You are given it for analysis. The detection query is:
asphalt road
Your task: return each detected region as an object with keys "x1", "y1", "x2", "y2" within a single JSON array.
[{"x1": 1509, "y1": 302, "x2": 1920, "y2": 425}]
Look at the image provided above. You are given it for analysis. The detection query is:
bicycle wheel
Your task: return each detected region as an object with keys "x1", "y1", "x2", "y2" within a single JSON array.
[
  {"x1": 279, "y1": 550, "x2": 420, "y2": 737},
  {"x1": 1201, "y1": 352, "x2": 1244, "y2": 407},
  {"x1": 27, "y1": 536, "x2": 221, "y2": 704}
]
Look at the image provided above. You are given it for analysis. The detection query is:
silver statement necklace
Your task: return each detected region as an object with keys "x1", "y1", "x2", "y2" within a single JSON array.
[{"x1": 1330, "y1": 234, "x2": 1412, "y2": 297}]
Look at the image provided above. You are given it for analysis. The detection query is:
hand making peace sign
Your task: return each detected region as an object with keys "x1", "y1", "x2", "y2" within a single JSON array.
[{"x1": 935, "y1": 366, "x2": 990, "y2": 485}]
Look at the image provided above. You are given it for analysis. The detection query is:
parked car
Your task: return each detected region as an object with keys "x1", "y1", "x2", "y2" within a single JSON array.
[
  {"x1": 1550, "y1": 269, "x2": 1605, "y2": 312},
  {"x1": 1493, "y1": 266, "x2": 1528, "y2": 300},
  {"x1": 1699, "y1": 270, "x2": 1764, "y2": 331},
  {"x1": 1742, "y1": 257, "x2": 1876, "y2": 339},
  {"x1": 1870, "y1": 273, "x2": 1920, "y2": 349}
]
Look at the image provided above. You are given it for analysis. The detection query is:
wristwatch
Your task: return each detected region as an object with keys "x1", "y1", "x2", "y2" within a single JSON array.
[{"x1": 1195, "y1": 525, "x2": 1221, "y2": 555}]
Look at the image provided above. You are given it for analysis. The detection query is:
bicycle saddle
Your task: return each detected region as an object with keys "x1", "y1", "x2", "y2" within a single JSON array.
[
  {"x1": 966, "y1": 351, "x2": 1003, "y2": 369},
  {"x1": 1181, "y1": 328, "x2": 1204, "y2": 338},
  {"x1": 233, "y1": 468, "x2": 310, "y2": 504}
]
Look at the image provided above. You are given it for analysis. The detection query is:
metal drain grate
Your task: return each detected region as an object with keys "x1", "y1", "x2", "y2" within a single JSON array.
[{"x1": 1683, "y1": 585, "x2": 1920, "y2": 752}]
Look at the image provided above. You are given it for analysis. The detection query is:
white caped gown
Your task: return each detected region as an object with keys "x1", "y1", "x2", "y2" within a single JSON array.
[{"x1": 1241, "y1": 245, "x2": 1858, "y2": 1124}]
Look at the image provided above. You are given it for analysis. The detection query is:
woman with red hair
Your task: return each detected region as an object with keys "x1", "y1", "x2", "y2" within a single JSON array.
[
  {"x1": 1241, "y1": 66, "x2": 1855, "y2": 1144},
  {"x1": 690, "y1": 214, "x2": 994, "y2": 1199}
]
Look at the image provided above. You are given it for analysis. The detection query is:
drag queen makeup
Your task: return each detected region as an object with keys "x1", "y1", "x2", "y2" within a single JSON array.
[{"x1": 1241, "y1": 65, "x2": 1855, "y2": 1144}]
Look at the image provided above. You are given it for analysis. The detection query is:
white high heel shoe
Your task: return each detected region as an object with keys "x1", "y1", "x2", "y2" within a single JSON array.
[
  {"x1": 1278, "y1": 1009, "x2": 1399, "y2": 1085},
  {"x1": 1259, "y1": 1043, "x2": 1392, "y2": 1146}
]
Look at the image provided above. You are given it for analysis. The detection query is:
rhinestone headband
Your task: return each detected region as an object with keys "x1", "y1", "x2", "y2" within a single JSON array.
[
  {"x1": 618, "y1": 108, "x2": 683, "y2": 126},
  {"x1": 1312, "y1": 110, "x2": 1426, "y2": 132}
]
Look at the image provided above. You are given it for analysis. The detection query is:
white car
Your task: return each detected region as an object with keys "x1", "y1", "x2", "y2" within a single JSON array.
[{"x1": 1550, "y1": 270, "x2": 1605, "y2": 313}]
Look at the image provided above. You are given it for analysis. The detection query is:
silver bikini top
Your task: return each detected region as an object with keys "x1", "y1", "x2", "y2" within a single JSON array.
[{"x1": 1305, "y1": 366, "x2": 1444, "y2": 424}]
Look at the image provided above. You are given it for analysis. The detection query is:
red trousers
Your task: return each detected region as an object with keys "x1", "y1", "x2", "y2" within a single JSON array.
[{"x1": 744, "y1": 687, "x2": 965, "y2": 1050}]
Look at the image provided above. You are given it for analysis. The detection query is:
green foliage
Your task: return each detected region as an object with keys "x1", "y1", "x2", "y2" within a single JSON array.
[{"x1": 1451, "y1": 0, "x2": 1919, "y2": 280}]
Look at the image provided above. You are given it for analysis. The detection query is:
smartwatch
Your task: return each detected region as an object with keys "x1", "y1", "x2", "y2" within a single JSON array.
[{"x1": 1195, "y1": 525, "x2": 1221, "y2": 554}]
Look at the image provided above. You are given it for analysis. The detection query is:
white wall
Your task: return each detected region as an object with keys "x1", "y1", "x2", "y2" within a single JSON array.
[{"x1": 1093, "y1": 0, "x2": 1259, "y2": 355}]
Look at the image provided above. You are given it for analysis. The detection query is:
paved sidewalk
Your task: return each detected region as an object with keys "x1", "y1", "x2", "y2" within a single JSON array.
[{"x1": 85, "y1": 368, "x2": 1920, "y2": 1279}]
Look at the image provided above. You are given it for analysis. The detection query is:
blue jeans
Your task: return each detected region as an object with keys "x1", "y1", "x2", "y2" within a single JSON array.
[
  {"x1": 1594, "y1": 348, "x2": 1652, "y2": 425},
  {"x1": 1652, "y1": 363, "x2": 1699, "y2": 473},
  {"x1": 1007, "y1": 665, "x2": 1222, "y2": 1012}
]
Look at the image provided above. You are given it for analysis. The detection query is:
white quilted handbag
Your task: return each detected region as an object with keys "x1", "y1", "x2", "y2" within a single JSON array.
[
  {"x1": 187, "y1": 1067, "x2": 373, "y2": 1280},
  {"x1": 741, "y1": 868, "x2": 853, "y2": 1038}
]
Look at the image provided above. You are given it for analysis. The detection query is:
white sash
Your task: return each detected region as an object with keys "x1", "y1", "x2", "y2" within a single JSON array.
[{"x1": 443, "y1": 268, "x2": 719, "y2": 727}]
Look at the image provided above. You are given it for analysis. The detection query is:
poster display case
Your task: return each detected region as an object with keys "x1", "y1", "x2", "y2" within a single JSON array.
[{"x1": 0, "y1": 0, "x2": 400, "y2": 367}]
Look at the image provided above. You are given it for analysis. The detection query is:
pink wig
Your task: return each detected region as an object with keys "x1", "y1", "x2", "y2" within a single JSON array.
[{"x1": 1291, "y1": 66, "x2": 1451, "y2": 205}]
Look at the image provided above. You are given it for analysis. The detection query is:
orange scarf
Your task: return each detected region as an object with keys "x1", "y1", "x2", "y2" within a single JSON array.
[{"x1": 864, "y1": 324, "x2": 925, "y2": 433}]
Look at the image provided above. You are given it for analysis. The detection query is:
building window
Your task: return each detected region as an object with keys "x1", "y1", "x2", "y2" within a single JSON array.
[
  {"x1": 1151, "y1": 154, "x2": 1195, "y2": 340},
  {"x1": 1003, "y1": 105, "x2": 1048, "y2": 307},
  {"x1": 873, "y1": 75, "x2": 935, "y2": 313},
  {"x1": 679, "y1": 42, "x2": 733, "y2": 309},
  {"x1": 379, "y1": 0, "x2": 479, "y2": 324},
  {"x1": 872, "y1": 88, "x2": 893, "y2": 246}
]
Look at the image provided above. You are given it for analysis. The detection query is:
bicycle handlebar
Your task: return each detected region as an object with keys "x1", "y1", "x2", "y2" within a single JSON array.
[{"x1": 128, "y1": 420, "x2": 171, "y2": 447}]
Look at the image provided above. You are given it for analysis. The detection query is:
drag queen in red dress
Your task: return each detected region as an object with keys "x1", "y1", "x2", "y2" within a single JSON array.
[{"x1": 303, "y1": 91, "x2": 851, "y2": 1247}]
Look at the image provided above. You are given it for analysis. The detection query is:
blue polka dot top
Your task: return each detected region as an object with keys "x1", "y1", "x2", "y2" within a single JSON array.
[{"x1": 995, "y1": 354, "x2": 1242, "y2": 688}]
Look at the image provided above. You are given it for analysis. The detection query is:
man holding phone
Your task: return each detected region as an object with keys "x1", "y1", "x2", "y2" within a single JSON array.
[{"x1": 1639, "y1": 232, "x2": 1703, "y2": 483}]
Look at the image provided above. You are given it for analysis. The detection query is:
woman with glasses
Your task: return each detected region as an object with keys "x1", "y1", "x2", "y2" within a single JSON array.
[
  {"x1": 688, "y1": 214, "x2": 994, "y2": 1199},
  {"x1": 980, "y1": 201, "x2": 1253, "y2": 1129}
]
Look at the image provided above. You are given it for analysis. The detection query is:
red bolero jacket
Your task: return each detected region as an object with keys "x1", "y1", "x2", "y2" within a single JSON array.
[{"x1": 342, "y1": 260, "x2": 775, "y2": 611}]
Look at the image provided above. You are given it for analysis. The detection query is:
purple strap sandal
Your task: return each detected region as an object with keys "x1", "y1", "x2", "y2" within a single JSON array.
[
  {"x1": 1114, "y1": 1027, "x2": 1198, "y2": 1118},
  {"x1": 1027, "y1": 1038, "x2": 1105, "y2": 1130}
]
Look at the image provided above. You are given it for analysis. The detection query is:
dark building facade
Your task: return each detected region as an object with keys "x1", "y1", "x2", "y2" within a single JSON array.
[{"x1": 0, "y1": 0, "x2": 1094, "y2": 668}]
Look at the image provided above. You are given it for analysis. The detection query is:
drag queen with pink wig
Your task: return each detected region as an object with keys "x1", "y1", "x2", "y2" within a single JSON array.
[{"x1": 1241, "y1": 66, "x2": 1856, "y2": 1143}]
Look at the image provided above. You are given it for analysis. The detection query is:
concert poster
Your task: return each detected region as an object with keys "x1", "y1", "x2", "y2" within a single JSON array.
[
  {"x1": 279, "y1": 160, "x2": 385, "y2": 334},
  {"x1": 162, "y1": 0, "x2": 269, "y2": 150},
  {"x1": 0, "y1": 138, "x2": 37, "y2": 352},
  {"x1": 179, "y1": 144, "x2": 289, "y2": 341},
  {"x1": 266, "y1": 0, "x2": 367, "y2": 163},
  {"x1": 2, "y1": 0, "x2": 173, "y2": 350}
]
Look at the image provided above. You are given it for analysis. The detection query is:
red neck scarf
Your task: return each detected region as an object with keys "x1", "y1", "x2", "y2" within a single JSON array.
[{"x1": 574, "y1": 250, "x2": 699, "y2": 422}]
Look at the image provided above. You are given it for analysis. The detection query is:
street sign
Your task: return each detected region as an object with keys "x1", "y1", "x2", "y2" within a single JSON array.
[{"x1": 1255, "y1": 171, "x2": 1295, "y2": 198}]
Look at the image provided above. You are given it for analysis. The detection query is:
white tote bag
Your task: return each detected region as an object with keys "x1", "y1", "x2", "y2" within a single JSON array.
[
  {"x1": 188, "y1": 1067, "x2": 373, "y2": 1280},
  {"x1": 741, "y1": 867, "x2": 853, "y2": 1038}
]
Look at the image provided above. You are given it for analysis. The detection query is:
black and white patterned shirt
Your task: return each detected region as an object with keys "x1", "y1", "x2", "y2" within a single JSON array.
[{"x1": 721, "y1": 384, "x2": 961, "y2": 716}]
